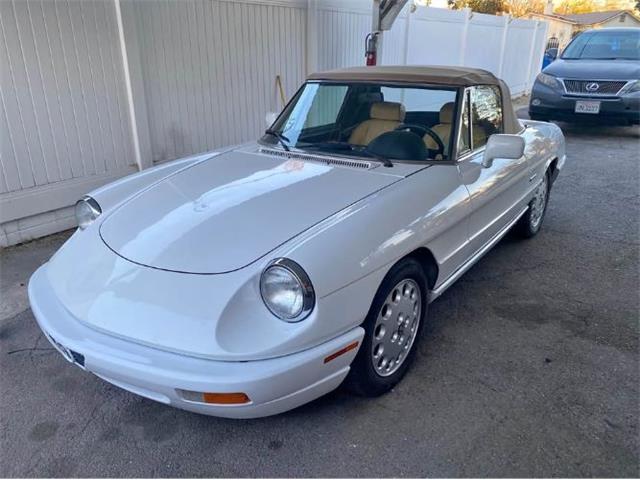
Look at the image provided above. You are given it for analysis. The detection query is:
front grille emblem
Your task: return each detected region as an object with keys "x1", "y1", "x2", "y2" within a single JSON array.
[{"x1": 563, "y1": 79, "x2": 626, "y2": 95}]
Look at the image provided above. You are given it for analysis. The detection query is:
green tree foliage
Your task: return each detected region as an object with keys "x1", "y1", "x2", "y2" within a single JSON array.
[
  {"x1": 449, "y1": 0, "x2": 506, "y2": 13},
  {"x1": 504, "y1": 0, "x2": 546, "y2": 17},
  {"x1": 555, "y1": 0, "x2": 596, "y2": 14}
]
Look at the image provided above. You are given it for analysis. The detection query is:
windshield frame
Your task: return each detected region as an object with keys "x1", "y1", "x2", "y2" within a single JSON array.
[{"x1": 259, "y1": 80, "x2": 462, "y2": 164}]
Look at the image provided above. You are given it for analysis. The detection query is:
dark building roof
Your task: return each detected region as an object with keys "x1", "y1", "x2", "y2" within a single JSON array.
[{"x1": 538, "y1": 10, "x2": 639, "y2": 25}]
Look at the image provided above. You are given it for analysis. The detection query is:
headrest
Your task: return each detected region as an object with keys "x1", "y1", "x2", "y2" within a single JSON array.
[
  {"x1": 370, "y1": 102, "x2": 405, "y2": 122},
  {"x1": 439, "y1": 102, "x2": 455, "y2": 124},
  {"x1": 358, "y1": 92, "x2": 383, "y2": 104}
]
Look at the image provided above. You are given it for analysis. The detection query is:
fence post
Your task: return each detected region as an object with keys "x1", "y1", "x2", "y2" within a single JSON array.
[
  {"x1": 306, "y1": 0, "x2": 319, "y2": 74},
  {"x1": 524, "y1": 21, "x2": 540, "y2": 91},
  {"x1": 497, "y1": 14, "x2": 510, "y2": 78},
  {"x1": 402, "y1": 5, "x2": 412, "y2": 65},
  {"x1": 115, "y1": 0, "x2": 152, "y2": 170},
  {"x1": 459, "y1": 8, "x2": 472, "y2": 66},
  {"x1": 529, "y1": 20, "x2": 549, "y2": 87}
]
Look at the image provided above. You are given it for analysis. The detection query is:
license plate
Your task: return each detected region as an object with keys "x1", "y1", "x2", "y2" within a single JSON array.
[{"x1": 575, "y1": 100, "x2": 600, "y2": 114}]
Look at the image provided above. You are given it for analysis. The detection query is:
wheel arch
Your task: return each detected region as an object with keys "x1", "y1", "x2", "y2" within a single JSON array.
[
  {"x1": 547, "y1": 156, "x2": 559, "y2": 184},
  {"x1": 398, "y1": 247, "x2": 439, "y2": 291}
]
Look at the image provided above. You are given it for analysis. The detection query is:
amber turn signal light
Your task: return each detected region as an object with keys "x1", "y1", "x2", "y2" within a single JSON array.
[
  {"x1": 324, "y1": 341, "x2": 359, "y2": 364},
  {"x1": 202, "y1": 392, "x2": 250, "y2": 405}
]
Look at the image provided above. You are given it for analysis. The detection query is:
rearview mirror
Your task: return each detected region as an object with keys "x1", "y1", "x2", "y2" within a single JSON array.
[
  {"x1": 265, "y1": 111, "x2": 278, "y2": 127},
  {"x1": 482, "y1": 134, "x2": 525, "y2": 168}
]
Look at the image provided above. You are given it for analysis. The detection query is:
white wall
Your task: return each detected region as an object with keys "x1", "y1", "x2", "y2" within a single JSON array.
[
  {"x1": 0, "y1": 0, "x2": 137, "y2": 246},
  {"x1": 131, "y1": 0, "x2": 307, "y2": 164}
]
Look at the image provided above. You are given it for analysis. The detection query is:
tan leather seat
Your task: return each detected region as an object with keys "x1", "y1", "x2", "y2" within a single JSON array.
[
  {"x1": 424, "y1": 102, "x2": 454, "y2": 153},
  {"x1": 349, "y1": 101, "x2": 406, "y2": 146}
]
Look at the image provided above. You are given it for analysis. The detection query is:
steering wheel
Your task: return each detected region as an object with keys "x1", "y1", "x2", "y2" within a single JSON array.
[{"x1": 395, "y1": 123, "x2": 445, "y2": 157}]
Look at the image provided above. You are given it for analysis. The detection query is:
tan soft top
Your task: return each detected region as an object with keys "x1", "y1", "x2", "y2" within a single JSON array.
[
  {"x1": 307, "y1": 65, "x2": 522, "y2": 135},
  {"x1": 308, "y1": 65, "x2": 500, "y2": 86}
]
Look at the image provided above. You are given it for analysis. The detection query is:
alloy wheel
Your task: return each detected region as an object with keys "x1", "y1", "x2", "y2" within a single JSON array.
[
  {"x1": 371, "y1": 278, "x2": 422, "y2": 377},
  {"x1": 530, "y1": 174, "x2": 548, "y2": 230}
]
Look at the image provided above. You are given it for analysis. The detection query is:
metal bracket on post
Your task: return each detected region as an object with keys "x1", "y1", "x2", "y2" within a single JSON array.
[
  {"x1": 366, "y1": 0, "x2": 409, "y2": 65},
  {"x1": 377, "y1": 0, "x2": 409, "y2": 30}
]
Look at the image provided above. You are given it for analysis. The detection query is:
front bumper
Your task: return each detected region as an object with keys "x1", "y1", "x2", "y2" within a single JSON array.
[
  {"x1": 29, "y1": 265, "x2": 363, "y2": 418},
  {"x1": 529, "y1": 82, "x2": 640, "y2": 124}
]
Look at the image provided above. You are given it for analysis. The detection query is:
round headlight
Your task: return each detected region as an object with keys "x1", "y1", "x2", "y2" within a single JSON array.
[
  {"x1": 75, "y1": 196, "x2": 102, "y2": 230},
  {"x1": 260, "y1": 259, "x2": 315, "y2": 321}
]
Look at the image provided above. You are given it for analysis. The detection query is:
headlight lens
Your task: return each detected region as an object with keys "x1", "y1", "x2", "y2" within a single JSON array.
[
  {"x1": 536, "y1": 72, "x2": 562, "y2": 89},
  {"x1": 260, "y1": 259, "x2": 314, "y2": 321},
  {"x1": 75, "y1": 196, "x2": 102, "y2": 230},
  {"x1": 620, "y1": 80, "x2": 640, "y2": 94}
]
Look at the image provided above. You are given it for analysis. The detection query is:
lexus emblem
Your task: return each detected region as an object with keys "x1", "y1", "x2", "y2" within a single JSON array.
[{"x1": 585, "y1": 82, "x2": 600, "y2": 92}]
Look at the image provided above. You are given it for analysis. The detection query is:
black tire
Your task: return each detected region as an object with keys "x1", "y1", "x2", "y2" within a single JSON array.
[
  {"x1": 345, "y1": 257, "x2": 428, "y2": 397},
  {"x1": 515, "y1": 170, "x2": 550, "y2": 238}
]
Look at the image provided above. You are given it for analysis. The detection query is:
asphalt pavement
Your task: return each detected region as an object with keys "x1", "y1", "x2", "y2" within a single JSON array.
[{"x1": 1, "y1": 116, "x2": 638, "y2": 477}]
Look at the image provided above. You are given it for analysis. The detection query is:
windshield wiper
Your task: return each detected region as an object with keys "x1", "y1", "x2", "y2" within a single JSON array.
[
  {"x1": 264, "y1": 129, "x2": 290, "y2": 151},
  {"x1": 362, "y1": 148, "x2": 393, "y2": 168}
]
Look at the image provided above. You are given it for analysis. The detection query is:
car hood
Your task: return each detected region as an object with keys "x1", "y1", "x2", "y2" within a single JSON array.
[
  {"x1": 544, "y1": 58, "x2": 640, "y2": 80},
  {"x1": 100, "y1": 147, "x2": 406, "y2": 274}
]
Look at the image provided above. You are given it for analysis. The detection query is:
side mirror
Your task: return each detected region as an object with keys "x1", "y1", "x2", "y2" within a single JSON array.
[
  {"x1": 482, "y1": 134, "x2": 525, "y2": 168},
  {"x1": 265, "y1": 112, "x2": 278, "y2": 127},
  {"x1": 545, "y1": 47, "x2": 558, "y2": 60}
]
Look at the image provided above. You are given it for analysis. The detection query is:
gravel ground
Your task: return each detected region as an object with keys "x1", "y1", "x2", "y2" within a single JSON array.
[{"x1": 1, "y1": 119, "x2": 638, "y2": 477}]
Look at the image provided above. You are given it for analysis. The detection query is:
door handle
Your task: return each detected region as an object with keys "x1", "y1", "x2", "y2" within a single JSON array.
[{"x1": 529, "y1": 173, "x2": 537, "y2": 182}]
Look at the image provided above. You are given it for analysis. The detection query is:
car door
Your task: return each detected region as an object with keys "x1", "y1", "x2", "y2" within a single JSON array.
[{"x1": 456, "y1": 85, "x2": 531, "y2": 256}]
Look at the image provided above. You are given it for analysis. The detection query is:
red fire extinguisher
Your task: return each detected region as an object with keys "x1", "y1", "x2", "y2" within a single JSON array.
[{"x1": 365, "y1": 32, "x2": 379, "y2": 66}]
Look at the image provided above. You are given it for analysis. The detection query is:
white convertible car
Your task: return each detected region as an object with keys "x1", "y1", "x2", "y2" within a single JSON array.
[{"x1": 29, "y1": 66, "x2": 565, "y2": 418}]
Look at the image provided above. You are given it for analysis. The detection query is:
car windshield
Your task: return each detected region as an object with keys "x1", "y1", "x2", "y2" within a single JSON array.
[
  {"x1": 561, "y1": 30, "x2": 640, "y2": 60},
  {"x1": 262, "y1": 82, "x2": 458, "y2": 162}
]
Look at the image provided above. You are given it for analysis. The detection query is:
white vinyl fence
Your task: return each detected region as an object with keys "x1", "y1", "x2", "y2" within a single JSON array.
[
  {"x1": 310, "y1": 0, "x2": 548, "y2": 96},
  {"x1": 0, "y1": 0, "x2": 548, "y2": 246}
]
